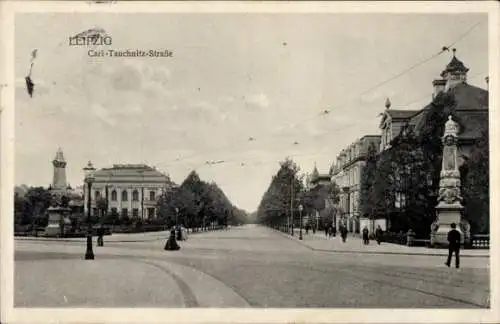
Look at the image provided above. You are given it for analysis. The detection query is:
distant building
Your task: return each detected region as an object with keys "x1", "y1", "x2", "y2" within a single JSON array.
[
  {"x1": 330, "y1": 135, "x2": 381, "y2": 233},
  {"x1": 379, "y1": 51, "x2": 489, "y2": 166},
  {"x1": 307, "y1": 164, "x2": 333, "y2": 228},
  {"x1": 85, "y1": 164, "x2": 171, "y2": 219}
]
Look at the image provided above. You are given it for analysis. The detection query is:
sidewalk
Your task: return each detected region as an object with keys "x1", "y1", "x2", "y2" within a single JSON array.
[
  {"x1": 274, "y1": 228, "x2": 489, "y2": 258},
  {"x1": 14, "y1": 228, "x2": 226, "y2": 243}
]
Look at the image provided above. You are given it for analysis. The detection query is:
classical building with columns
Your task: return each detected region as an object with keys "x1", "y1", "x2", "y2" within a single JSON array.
[
  {"x1": 330, "y1": 135, "x2": 381, "y2": 233},
  {"x1": 84, "y1": 163, "x2": 171, "y2": 219}
]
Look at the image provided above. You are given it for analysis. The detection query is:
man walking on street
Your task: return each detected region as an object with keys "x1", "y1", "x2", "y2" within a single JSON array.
[
  {"x1": 362, "y1": 226, "x2": 369, "y2": 245},
  {"x1": 340, "y1": 224, "x2": 348, "y2": 243},
  {"x1": 445, "y1": 223, "x2": 461, "y2": 268},
  {"x1": 375, "y1": 225, "x2": 383, "y2": 245}
]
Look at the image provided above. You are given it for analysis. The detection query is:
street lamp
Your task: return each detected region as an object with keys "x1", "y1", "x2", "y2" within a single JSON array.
[
  {"x1": 83, "y1": 161, "x2": 96, "y2": 260},
  {"x1": 299, "y1": 204, "x2": 304, "y2": 240}
]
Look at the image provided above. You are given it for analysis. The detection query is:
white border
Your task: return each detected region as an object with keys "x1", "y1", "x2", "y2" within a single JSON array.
[{"x1": 1, "y1": 1, "x2": 499, "y2": 323}]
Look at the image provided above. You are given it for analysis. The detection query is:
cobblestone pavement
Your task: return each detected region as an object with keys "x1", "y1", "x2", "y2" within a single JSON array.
[{"x1": 14, "y1": 225, "x2": 490, "y2": 308}]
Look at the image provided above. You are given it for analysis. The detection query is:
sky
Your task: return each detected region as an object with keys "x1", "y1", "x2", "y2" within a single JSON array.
[{"x1": 14, "y1": 13, "x2": 489, "y2": 212}]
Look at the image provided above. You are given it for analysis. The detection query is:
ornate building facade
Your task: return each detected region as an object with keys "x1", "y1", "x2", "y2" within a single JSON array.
[
  {"x1": 330, "y1": 51, "x2": 488, "y2": 234},
  {"x1": 84, "y1": 163, "x2": 171, "y2": 219},
  {"x1": 379, "y1": 51, "x2": 489, "y2": 164},
  {"x1": 330, "y1": 135, "x2": 381, "y2": 233}
]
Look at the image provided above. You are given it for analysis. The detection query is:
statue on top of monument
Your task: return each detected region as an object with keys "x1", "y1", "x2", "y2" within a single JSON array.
[{"x1": 437, "y1": 115, "x2": 463, "y2": 206}]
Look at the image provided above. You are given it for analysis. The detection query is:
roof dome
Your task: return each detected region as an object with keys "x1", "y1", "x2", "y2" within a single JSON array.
[{"x1": 441, "y1": 50, "x2": 469, "y2": 77}]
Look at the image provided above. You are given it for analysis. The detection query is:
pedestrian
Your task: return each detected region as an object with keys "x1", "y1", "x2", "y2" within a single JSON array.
[
  {"x1": 375, "y1": 225, "x2": 383, "y2": 245},
  {"x1": 325, "y1": 225, "x2": 328, "y2": 238},
  {"x1": 312, "y1": 225, "x2": 316, "y2": 234},
  {"x1": 305, "y1": 224, "x2": 310, "y2": 235},
  {"x1": 97, "y1": 225, "x2": 104, "y2": 247},
  {"x1": 445, "y1": 223, "x2": 461, "y2": 268},
  {"x1": 362, "y1": 226, "x2": 369, "y2": 245},
  {"x1": 332, "y1": 225, "x2": 337, "y2": 237},
  {"x1": 176, "y1": 225, "x2": 182, "y2": 241},
  {"x1": 340, "y1": 224, "x2": 348, "y2": 243},
  {"x1": 164, "y1": 228, "x2": 180, "y2": 251}
]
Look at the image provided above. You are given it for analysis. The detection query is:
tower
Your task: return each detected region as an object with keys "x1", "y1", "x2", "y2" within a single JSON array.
[
  {"x1": 52, "y1": 148, "x2": 68, "y2": 192},
  {"x1": 441, "y1": 49, "x2": 469, "y2": 91}
]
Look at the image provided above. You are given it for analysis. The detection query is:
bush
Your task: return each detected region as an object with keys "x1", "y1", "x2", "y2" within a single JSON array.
[{"x1": 384, "y1": 231, "x2": 407, "y2": 245}]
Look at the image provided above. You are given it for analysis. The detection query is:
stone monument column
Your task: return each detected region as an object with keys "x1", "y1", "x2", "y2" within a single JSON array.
[{"x1": 430, "y1": 115, "x2": 470, "y2": 247}]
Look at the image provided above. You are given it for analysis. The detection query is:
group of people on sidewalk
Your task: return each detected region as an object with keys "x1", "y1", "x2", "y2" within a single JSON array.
[{"x1": 362, "y1": 225, "x2": 384, "y2": 245}]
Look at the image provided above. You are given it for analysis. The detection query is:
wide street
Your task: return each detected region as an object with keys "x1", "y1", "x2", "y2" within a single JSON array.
[{"x1": 15, "y1": 225, "x2": 490, "y2": 308}]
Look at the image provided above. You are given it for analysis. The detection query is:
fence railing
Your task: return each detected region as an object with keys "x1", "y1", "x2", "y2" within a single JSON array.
[{"x1": 471, "y1": 234, "x2": 489, "y2": 249}]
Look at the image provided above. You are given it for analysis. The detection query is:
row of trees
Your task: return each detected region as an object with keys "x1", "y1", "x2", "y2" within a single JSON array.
[
  {"x1": 156, "y1": 171, "x2": 249, "y2": 229},
  {"x1": 256, "y1": 158, "x2": 340, "y2": 229},
  {"x1": 359, "y1": 91, "x2": 489, "y2": 237},
  {"x1": 14, "y1": 170, "x2": 250, "y2": 230}
]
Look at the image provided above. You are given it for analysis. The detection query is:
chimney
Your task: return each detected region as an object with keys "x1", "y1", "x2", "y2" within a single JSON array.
[{"x1": 432, "y1": 79, "x2": 446, "y2": 99}]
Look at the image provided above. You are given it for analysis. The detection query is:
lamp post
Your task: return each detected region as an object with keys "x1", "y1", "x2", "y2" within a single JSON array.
[
  {"x1": 299, "y1": 204, "x2": 304, "y2": 240},
  {"x1": 83, "y1": 161, "x2": 96, "y2": 260},
  {"x1": 175, "y1": 207, "x2": 179, "y2": 227},
  {"x1": 290, "y1": 176, "x2": 294, "y2": 236}
]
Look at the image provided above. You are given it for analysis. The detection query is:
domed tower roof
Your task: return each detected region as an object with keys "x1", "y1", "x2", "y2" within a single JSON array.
[
  {"x1": 440, "y1": 49, "x2": 469, "y2": 78},
  {"x1": 53, "y1": 147, "x2": 66, "y2": 164}
]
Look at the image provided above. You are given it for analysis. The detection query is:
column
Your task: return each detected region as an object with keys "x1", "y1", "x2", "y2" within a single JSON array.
[
  {"x1": 129, "y1": 187, "x2": 133, "y2": 217},
  {"x1": 83, "y1": 182, "x2": 88, "y2": 215},
  {"x1": 116, "y1": 186, "x2": 121, "y2": 217}
]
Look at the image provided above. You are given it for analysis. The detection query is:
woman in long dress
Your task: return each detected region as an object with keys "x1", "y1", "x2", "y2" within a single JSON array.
[{"x1": 164, "y1": 228, "x2": 180, "y2": 251}]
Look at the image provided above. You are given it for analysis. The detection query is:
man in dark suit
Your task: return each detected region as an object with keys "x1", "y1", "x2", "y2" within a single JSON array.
[{"x1": 445, "y1": 223, "x2": 461, "y2": 268}]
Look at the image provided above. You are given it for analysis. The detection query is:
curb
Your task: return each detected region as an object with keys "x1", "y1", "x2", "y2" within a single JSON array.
[
  {"x1": 15, "y1": 237, "x2": 164, "y2": 243},
  {"x1": 270, "y1": 228, "x2": 489, "y2": 258}
]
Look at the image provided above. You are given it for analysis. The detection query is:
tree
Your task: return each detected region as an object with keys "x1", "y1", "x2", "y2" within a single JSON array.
[
  {"x1": 463, "y1": 128, "x2": 489, "y2": 234},
  {"x1": 157, "y1": 170, "x2": 242, "y2": 230},
  {"x1": 419, "y1": 91, "x2": 456, "y2": 201},
  {"x1": 14, "y1": 192, "x2": 29, "y2": 225},
  {"x1": 103, "y1": 208, "x2": 120, "y2": 225},
  {"x1": 359, "y1": 142, "x2": 378, "y2": 219},
  {"x1": 21, "y1": 187, "x2": 53, "y2": 227},
  {"x1": 389, "y1": 127, "x2": 432, "y2": 236},
  {"x1": 256, "y1": 158, "x2": 303, "y2": 227}
]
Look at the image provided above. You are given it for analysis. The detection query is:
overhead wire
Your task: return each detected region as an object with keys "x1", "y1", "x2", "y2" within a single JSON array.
[{"x1": 155, "y1": 19, "x2": 486, "y2": 173}]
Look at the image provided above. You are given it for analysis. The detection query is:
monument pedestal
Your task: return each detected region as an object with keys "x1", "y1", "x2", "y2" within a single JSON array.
[
  {"x1": 44, "y1": 206, "x2": 71, "y2": 237},
  {"x1": 430, "y1": 202, "x2": 469, "y2": 247}
]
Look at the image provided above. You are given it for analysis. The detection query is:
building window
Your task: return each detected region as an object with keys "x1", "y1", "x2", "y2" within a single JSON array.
[
  {"x1": 132, "y1": 208, "x2": 139, "y2": 218},
  {"x1": 150, "y1": 191, "x2": 156, "y2": 201},
  {"x1": 148, "y1": 208, "x2": 155, "y2": 219},
  {"x1": 395, "y1": 193, "x2": 406, "y2": 209},
  {"x1": 92, "y1": 208, "x2": 98, "y2": 216},
  {"x1": 111, "y1": 207, "x2": 117, "y2": 215},
  {"x1": 132, "y1": 190, "x2": 139, "y2": 201},
  {"x1": 121, "y1": 208, "x2": 128, "y2": 218},
  {"x1": 122, "y1": 190, "x2": 128, "y2": 201},
  {"x1": 111, "y1": 190, "x2": 117, "y2": 201},
  {"x1": 95, "y1": 190, "x2": 101, "y2": 199}
]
